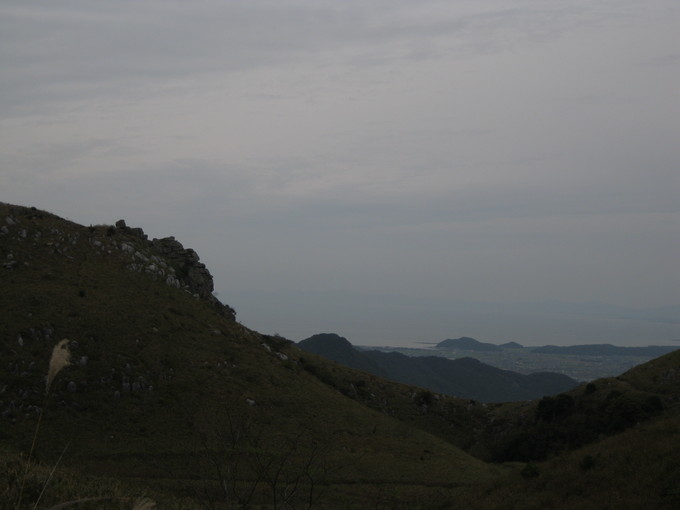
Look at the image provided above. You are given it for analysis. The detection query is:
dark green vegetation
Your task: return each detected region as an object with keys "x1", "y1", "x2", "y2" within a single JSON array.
[
  {"x1": 2, "y1": 202, "x2": 679, "y2": 509},
  {"x1": 299, "y1": 333, "x2": 578, "y2": 402}
]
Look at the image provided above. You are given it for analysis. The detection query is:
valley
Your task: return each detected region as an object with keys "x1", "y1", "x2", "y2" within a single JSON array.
[{"x1": 364, "y1": 344, "x2": 672, "y2": 381}]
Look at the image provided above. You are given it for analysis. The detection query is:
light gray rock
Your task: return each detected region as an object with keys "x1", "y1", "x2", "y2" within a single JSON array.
[{"x1": 120, "y1": 242, "x2": 135, "y2": 253}]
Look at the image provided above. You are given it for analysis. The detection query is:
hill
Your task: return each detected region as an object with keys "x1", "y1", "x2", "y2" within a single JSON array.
[
  {"x1": 299, "y1": 333, "x2": 578, "y2": 402},
  {"x1": 436, "y1": 336, "x2": 503, "y2": 351},
  {"x1": 477, "y1": 348, "x2": 680, "y2": 462},
  {"x1": 499, "y1": 341, "x2": 524, "y2": 349},
  {"x1": 298, "y1": 333, "x2": 385, "y2": 376},
  {"x1": 0, "y1": 202, "x2": 496, "y2": 508},
  {"x1": 2, "y1": 201, "x2": 679, "y2": 509}
]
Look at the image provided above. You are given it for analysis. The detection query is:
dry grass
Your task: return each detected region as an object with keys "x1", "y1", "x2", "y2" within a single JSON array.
[
  {"x1": 16, "y1": 339, "x2": 72, "y2": 510},
  {"x1": 130, "y1": 497, "x2": 156, "y2": 510},
  {"x1": 46, "y1": 339, "x2": 71, "y2": 394}
]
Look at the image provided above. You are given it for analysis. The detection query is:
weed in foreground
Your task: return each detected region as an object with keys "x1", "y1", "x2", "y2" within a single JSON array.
[
  {"x1": 12, "y1": 339, "x2": 156, "y2": 510},
  {"x1": 16, "y1": 339, "x2": 72, "y2": 510}
]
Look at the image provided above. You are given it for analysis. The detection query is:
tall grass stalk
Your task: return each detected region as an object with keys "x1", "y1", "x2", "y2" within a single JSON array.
[
  {"x1": 32, "y1": 440, "x2": 70, "y2": 510},
  {"x1": 16, "y1": 339, "x2": 71, "y2": 510}
]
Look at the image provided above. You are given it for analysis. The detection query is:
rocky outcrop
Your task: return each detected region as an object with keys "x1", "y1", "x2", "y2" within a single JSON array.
[
  {"x1": 1, "y1": 204, "x2": 234, "y2": 319},
  {"x1": 150, "y1": 236, "x2": 214, "y2": 302},
  {"x1": 114, "y1": 219, "x2": 234, "y2": 318},
  {"x1": 115, "y1": 219, "x2": 147, "y2": 240}
]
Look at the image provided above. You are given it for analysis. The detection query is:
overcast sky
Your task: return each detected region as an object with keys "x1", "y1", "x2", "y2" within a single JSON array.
[{"x1": 1, "y1": 1, "x2": 678, "y2": 346}]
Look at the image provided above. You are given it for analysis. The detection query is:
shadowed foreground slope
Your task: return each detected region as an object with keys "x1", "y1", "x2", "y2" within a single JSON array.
[
  {"x1": 0, "y1": 202, "x2": 495, "y2": 508},
  {"x1": 1, "y1": 202, "x2": 679, "y2": 509}
]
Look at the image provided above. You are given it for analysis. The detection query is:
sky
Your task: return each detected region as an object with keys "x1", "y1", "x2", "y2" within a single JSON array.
[{"x1": 1, "y1": 0, "x2": 679, "y2": 347}]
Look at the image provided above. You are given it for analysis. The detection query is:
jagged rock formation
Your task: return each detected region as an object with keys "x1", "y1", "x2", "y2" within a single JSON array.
[
  {"x1": 114, "y1": 218, "x2": 223, "y2": 309},
  {"x1": 0, "y1": 203, "x2": 237, "y2": 420},
  {"x1": 1, "y1": 204, "x2": 234, "y2": 319},
  {"x1": 150, "y1": 236, "x2": 214, "y2": 302}
]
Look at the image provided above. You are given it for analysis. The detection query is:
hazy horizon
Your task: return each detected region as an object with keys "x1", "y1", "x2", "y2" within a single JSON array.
[
  {"x1": 2, "y1": 1, "x2": 678, "y2": 346},
  {"x1": 226, "y1": 289, "x2": 680, "y2": 348}
]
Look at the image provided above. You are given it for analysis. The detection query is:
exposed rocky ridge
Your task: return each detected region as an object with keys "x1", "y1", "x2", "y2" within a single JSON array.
[
  {"x1": 1, "y1": 203, "x2": 234, "y2": 319},
  {"x1": 114, "y1": 218, "x2": 225, "y2": 311},
  {"x1": 1, "y1": 202, "x2": 240, "y2": 422}
]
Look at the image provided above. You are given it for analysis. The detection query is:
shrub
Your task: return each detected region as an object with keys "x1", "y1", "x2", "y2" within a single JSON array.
[
  {"x1": 536, "y1": 394, "x2": 575, "y2": 422},
  {"x1": 584, "y1": 382, "x2": 597, "y2": 395},
  {"x1": 415, "y1": 390, "x2": 434, "y2": 408},
  {"x1": 579, "y1": 454, "x2": 596, "y2": 471},
  {"x1": 520, "y1": 462, "x2": 539, "y2": 479}
]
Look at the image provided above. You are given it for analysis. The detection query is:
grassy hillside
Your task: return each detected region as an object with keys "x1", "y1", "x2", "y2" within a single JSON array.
[
  {"x1": 1, "y1": 201, "x2": 678, "y2": 509},
  {"x1": 476, "y1": 349, "x2": 680, "y2": 463},
  {"x1": 0, "y1": 203, "x2": 496, "y2": 508},
  {"x1": 454, "y1": 407, "x2": 680, "y2": 509}
]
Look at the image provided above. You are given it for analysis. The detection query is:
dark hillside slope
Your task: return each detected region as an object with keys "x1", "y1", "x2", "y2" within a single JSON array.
[
  {"x1": 0, "y1": 202, "x2": 495, "y2": 508},
  {"x1": 480, "y1": 348, "x2": 680, "y2": 463},
  {"x1": 3, "y1": 202, "x2": 679, "y2": 509},
  {"x1": 299, "y1": 333, "x2": 578, "y2": 402},
  {"x1": 457, "y1": 407, "x2": 680, "y2": 510},
  {"x1": 460, "y1": 351, "x2": 680, "y2": 508}
]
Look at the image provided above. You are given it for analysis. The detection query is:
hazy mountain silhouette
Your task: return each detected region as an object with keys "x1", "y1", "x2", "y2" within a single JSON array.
[
  {"x1": 531, "y1": 344, "x2": 678, "y2": 357},
  {"x1": 436, "y1": 337, "x2": 503, "y2": 351},
  {"x1": 299, "y1": 333, "x2": 577, "y2": 402}
]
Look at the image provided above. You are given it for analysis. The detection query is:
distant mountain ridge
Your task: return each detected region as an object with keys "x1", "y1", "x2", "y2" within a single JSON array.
[
  {"x1": 531, "y1": 344, "x2": 678, "y2": 357},
  {"x1": 435, "y1": 336, "x2": 678, "y2": 357},
  {"x1": 436, "y1": 337, "x2": 504, "y2": 351},
  {"x1": 298, "y1": 333, "x2": 577, "y2": 402}
]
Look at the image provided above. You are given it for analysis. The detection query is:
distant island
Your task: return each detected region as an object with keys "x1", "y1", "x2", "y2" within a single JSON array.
[{"x1": 436, "y1": 337, "x2": 503, "y2": 351}]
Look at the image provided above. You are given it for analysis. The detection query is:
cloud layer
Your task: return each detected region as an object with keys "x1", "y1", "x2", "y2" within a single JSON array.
[{"x1": 1, "y1": 1, "x2": 678, "y2": 345}]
